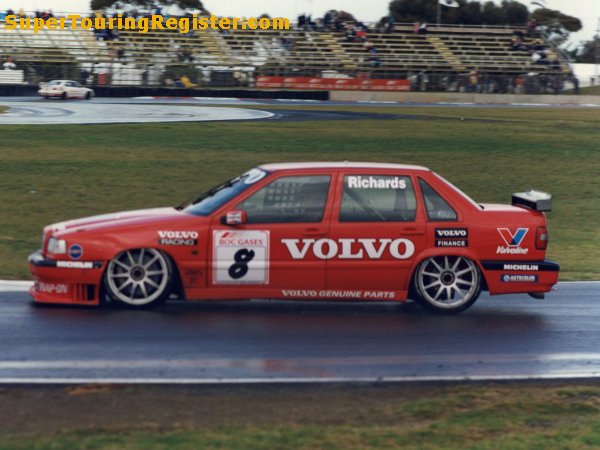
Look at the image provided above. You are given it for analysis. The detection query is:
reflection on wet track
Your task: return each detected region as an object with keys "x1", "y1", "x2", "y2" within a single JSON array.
[{"x1": 0, "y1": 282, "x2": 598, "y2": 382}]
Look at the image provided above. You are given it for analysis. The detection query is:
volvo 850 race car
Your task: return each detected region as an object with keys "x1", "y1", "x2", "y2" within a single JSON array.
[
  {"x1": 38, "y1": 80, "x2": 94, "y2": 99},
  {"x1": 29, "y1": 162, "x2": 559, "y2": 314}
]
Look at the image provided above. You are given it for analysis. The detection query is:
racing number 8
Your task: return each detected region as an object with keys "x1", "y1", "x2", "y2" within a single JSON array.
[{"x1": 228, "y1": 249, "x2": 256, "y2": 279}]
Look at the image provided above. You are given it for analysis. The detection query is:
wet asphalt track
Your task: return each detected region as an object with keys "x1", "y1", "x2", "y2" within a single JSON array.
[
  {"x1": 0, "y1": 282, "x2": 599, "y2": 383},
  {"x1": 0, "y1": 96, "x2": 419, "y2": 124},
  {"x1": 2, "y1": 96, "x2": 598, "y2": 126}
]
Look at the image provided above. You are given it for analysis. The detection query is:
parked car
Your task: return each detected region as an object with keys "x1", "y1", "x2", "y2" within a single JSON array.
[
  {"x1": 38, "y1": 80, "x2": 94, "y2": 99},
  {"x1": 29, "y1": 162, "x2": 559, "y2": 313}
]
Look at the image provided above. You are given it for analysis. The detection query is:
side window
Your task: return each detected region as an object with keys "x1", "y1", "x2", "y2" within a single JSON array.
[
  {"x1": 339, "y1": 175, "x2": 417, "y2": 222},
  {"x1": 418, "y1": 178, "x2": 458, "y2": 221},
  {"x1": 236, "y1": 175, "x2": 331, "y2": 223}
]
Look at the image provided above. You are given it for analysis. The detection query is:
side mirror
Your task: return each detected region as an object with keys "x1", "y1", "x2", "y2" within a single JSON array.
[{"x1": 221, "y1": 210, "x2": 247, "y2": 226}]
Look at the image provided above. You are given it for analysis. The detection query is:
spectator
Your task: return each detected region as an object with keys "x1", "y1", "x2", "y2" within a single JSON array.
[
  {"x1": 385, "y1": 15, "x2": 394, "y2": 33},
  {"x1": 468, "y1": 70, "x2": 479, "y2": 92},
  {"x1": 18, "y1": 8, "x2": 26, "y2": 18},
  {"x1": 3, "y1": 57, "x2": 16, "y2": 70},
  {"x1": 527, "y1": 18, "x2": 537, "y2": 37},
  {"x1": 179, "y1": 75, "x2": 197, "y2": 88},
  {"x1": 510, "y1": 35, "x2": 523, "y2": 51},
  {"x1": 413, "y1": 21, "x2": 421, "y2": 34},
  {"x1": 178, "y1": 46, "x2": 193, "y2": 62},
  {"x1": 323, "y1": 11, "x2": 332, "y2": 30},
  {"x1": 418, "y1": 22, "x2": 428, "y2": 35},
  {"x1": 297, "y1": 13, "x2": 306, "y2": 30}
]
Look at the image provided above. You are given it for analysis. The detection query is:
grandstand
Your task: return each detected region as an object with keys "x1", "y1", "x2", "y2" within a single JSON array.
[{"x1": 0, "y1": 17, "x2": 570, "y2": 92}]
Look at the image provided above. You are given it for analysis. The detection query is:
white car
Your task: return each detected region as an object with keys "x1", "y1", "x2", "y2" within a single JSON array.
[{"x1": 38, "y1": 80, "x2": 95, "y2": 100}]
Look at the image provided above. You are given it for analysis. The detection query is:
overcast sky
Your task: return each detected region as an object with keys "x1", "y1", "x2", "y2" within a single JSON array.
[{"x1": 5, "y1": 0, "x2": 599, "y2": 47}]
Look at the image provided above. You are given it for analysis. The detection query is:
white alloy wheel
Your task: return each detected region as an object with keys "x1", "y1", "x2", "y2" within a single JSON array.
[
  {"x1": 415, "y1": 256, "x2": 481, "y2": 314},
  {"x1": 105, "y1": 248, "x2": 172, "y2": 307}
]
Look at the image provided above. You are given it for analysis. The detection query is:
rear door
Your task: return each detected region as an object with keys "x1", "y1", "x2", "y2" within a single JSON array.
[
  {"x1": 326, "y1": 171, "x2": 426, "y2": 292},
  {"x1": 209, "y1": 171, "x2": 335, "y2": 290}
]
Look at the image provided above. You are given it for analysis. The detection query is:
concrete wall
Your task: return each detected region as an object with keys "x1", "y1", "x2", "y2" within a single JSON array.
[{"x1": 330, "y1": 91, "x2": 600, "y2": 105}]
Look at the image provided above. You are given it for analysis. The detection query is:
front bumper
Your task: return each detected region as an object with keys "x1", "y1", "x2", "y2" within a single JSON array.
[
  {"x1": 481, "y1": 259, "x2": 560, "y2": 296},
  {"x1": 28, "y1": 250, "x2": 104, "y2": 305}
]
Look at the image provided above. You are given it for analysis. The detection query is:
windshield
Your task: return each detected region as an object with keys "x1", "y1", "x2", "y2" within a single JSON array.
[
  {"x1": 48, "y1": 80, "x2": 61, "y2": 85},
  {"x1": 182, "y1": 168, "x2": 269, "y2": 216}
]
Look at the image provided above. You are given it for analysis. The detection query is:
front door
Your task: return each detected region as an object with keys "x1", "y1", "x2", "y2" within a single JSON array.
[{"x1": 209, "y1": 173, "x2": 334, "y2": 292}]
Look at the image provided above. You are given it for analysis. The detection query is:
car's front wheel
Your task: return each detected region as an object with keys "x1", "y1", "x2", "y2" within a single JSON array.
[
  {"x1": 104, "y1": 248, "x2": 173, "y2": 308},
  {"x1": 414, "y1": 256, "x2": 481, "y2": 314},
  {"x1": 85, "y1": 92, "x2": 91, "y2": 100}
]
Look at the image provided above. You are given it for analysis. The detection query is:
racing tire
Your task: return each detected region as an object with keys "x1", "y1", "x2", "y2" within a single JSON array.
[
  {"x1": 85, "y1": 92, "x2": 91, "y2": 100},
  {"x1": 104, "y1": 248, "x2": 173, "y2": 308},
  {"x1": 413, "y1": 256, "x2": 481, "y2": 314},
  {"x1": 61, "y1": 92, "x2": 67, "y2": 100}
]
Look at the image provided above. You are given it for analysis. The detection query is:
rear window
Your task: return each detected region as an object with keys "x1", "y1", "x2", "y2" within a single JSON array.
[{"x1": 418, "y1": 178, "x2": 457, "y2": 221}]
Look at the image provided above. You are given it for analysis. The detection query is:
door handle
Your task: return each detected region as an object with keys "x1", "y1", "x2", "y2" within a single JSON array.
[
  {"x1": 399, "y1": 227, "x2": 424, "y2": 236},
  {"x1": 302, "y1": 228, "x2": 326, "y2": 238}
]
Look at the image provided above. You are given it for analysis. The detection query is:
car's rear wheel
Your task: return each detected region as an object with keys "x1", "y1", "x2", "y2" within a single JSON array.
[
  {"x1": 61, "y1": 92, "x2": 67, "y2": 99},
  {"x1": 414, "y1": 256, "x2": 481, "y2": 314},
  {"x1": 104, "y1": 248, "x2": 173, "y2": 308}
]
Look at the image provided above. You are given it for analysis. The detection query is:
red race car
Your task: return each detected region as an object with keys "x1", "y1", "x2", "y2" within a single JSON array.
[{"x1": 29, "y1": 162, "x2": 559, "y2": 314}]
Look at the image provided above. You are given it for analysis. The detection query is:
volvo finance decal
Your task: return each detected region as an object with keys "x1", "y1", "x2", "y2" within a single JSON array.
[
  {"x1": 158, "y1": 230, "x2": 198, "y2": 246},
  {"x1": 435, "y1": 228, "x2": 468, "y2": 247},
  {"x1": 497, "y1": 227, "x2": 529, "y2": 255},
  {"x1": 281, "y1": 238, "x2": 415, "y2": 260}
]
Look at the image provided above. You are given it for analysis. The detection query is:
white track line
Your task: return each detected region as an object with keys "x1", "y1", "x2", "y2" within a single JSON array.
[{"x1": 0, "y1": 373, "x2": 598, "y2": 384}]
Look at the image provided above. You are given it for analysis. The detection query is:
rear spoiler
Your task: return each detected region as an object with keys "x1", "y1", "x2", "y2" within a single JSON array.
[{"x1": 512, "y1": 190, "x2": 552, "y2": 212}]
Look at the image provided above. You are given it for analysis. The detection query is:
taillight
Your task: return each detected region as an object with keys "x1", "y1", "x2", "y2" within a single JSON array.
[{"x1": 536, "y1": 226, "x2": 548, "y2": 250}]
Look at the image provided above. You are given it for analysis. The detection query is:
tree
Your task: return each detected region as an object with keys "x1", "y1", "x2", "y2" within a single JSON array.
[
  {"x1": 388, "y1": 0, "x2": 529, "y2": 26},
  {"x1": 573, "y1": 36, "x2": 600, "y2": 64},
  {"x1": 323, "y1": 10, "x2": 357, "y2": 23},
  {"x1": 531, "y1": 8, "x2": 582, "y2": 46},
  {"x1": 91, "y1": 0, "x2": 204, "y2": 11}
]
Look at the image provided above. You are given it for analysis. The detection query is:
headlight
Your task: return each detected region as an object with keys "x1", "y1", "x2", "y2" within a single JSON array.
[{"x1": 47, "y1": 237, "x2": 66, "y2": 254}]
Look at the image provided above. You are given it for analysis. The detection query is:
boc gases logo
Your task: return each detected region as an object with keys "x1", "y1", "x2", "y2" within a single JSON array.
[{"x1": 496, "y1": 228, "x2": 528, "y2": 255}]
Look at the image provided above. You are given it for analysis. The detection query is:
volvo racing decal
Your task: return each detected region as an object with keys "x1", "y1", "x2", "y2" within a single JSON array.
[
  {"x1": 281, "y1": 238, "x2": 415, "y2": 260},
  {"x1": 158, "y1": 230, "x2": 198, "y2": 246},
  {"x1": 497, "y1": 227, "x2": 529, "y2": 255},
  {"x1": 213, "y1": 230, "x2": 269, "y2": 284},
  {"x1": 435, "y1": 228, "x2": 468, "y2": 247}
]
